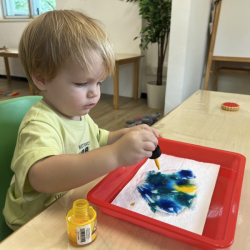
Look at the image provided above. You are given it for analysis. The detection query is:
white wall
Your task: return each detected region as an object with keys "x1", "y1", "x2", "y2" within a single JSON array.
[
  {"x1": 169, "y1": 0, "x2": 250, "y2": 105},
  {"x1": 2, "y1": 1, "x2": 249, "y2": 103},
  {"x1": 0, "y1": 21, "x2": 29, "y2": 76},
  {"x1": 164, "y1": 0, "x2": 211, "y2": 115},
  {"x1": 57, "y1": 0, "x2": 142, "y2": 97},
  {"x1": 0, "y1": 1, "x2": 29, "y2": 77},
  {"x1": 206, "y1": 0, "x2": 250, "y2": 94},
  {"x1": 0, "y1": 0, "x2": 143, "y2": 98},
  {"x1": 214, "y1": 0, "x2": 250, "y2": 58}
]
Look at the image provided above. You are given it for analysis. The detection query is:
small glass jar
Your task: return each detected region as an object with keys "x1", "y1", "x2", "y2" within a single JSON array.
[{"x1": 66, "y1": 199, "x2": 97, "y2": 247}]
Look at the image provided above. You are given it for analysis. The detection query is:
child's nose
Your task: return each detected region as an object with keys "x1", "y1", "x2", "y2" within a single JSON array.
[{"x1": 88, "y1": 85, "x2": 99, "y2": 98}]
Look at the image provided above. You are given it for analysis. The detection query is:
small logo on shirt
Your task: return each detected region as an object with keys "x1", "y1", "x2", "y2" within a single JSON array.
[
  {"x1": 55, "y1": 193, "x2": 63, "y2": 199},
  {"x1": 80, "y1": 147, "x2": 89, "y2": 154},
  {"x1": 79, "y1": 141, "x2": 90, "y2": 149},
  {"x1": 79, "y1": 141, "x2": 90, "y2": 154}
]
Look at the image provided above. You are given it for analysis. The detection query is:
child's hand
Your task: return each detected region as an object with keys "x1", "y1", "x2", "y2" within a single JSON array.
[
  {"x1": 128, "y1": 124, "x2": 162, "y2": 138},
  {"x1": 111, "y1": 129, "x2": 158, "y2": 167}
]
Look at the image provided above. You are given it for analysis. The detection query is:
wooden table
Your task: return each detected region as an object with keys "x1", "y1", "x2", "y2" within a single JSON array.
[
  {"x1": 1, "y1": 90, "x2": 249, "y2": 249},
  {"x1": 0, "y1": 49, "x2": 35, "y2": 95},
  {"x1": 0, "y1": 50, "x2": 143, "y2": 110},
  {"x1": 114, "y1": 54, "x2": 143, "y2": 110}
]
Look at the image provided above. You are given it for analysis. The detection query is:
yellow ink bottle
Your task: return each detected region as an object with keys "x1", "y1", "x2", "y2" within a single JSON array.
[{"x1": 66, "y1": 199, "x2": 97, "y2": 247}]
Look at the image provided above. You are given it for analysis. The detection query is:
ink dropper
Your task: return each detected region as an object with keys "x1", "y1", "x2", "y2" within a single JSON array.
[{"x1": 149, "y1": 145, "x2": 161, "y2": 170}]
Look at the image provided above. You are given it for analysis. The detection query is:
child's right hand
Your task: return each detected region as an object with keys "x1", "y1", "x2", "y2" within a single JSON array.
[{"x1": 110, "y1": 129, "x2": 158, "y2": 167}]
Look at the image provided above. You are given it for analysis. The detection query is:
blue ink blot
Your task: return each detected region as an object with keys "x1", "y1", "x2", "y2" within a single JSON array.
[{"x1": 137, "y1": 170, "x2": 197, "y2": 214}]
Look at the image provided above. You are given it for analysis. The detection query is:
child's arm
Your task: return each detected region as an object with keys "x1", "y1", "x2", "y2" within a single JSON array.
[
  {"x1": 107, "y1": 124, "x2": 162, "y2": 145},
  {"x1": 28, "y1": 128, "x2": 158, "y2": 194}
]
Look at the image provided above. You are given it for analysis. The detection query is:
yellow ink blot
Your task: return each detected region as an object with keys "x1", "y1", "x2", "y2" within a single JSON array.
[
  {"x1": 174, "y1": 184, "x2": 196, "y2": 194},
  {"x1": 130, "y1": 202, "x2": 135, "y2": 206}
]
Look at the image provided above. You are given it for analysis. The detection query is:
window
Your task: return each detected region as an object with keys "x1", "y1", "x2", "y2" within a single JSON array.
[{"x1": 1, "y1": 0, "x2": 56, "y2": 19}]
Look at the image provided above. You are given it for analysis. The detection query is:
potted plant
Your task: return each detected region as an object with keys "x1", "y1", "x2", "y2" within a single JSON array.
[{"x1": 127, "y1": 0, "x2": 172, "y2": 108}]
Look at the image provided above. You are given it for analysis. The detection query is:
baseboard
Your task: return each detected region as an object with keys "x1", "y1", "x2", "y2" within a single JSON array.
[
  {"x1": 0, "y1": 75, "x2": 28, "y2": 82},
  {"x1": 141, "y1": 93, "x2": 147, "y2": 99}
]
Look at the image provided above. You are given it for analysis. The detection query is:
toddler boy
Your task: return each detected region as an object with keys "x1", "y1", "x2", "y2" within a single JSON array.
[{"x1": 3, "y1": 10, "x2": 160, "y2": 231}]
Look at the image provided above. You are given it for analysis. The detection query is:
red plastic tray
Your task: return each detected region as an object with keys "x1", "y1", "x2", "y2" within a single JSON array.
[{"x1": 87, "y1": 138, "x2": 246, "y2": 250}]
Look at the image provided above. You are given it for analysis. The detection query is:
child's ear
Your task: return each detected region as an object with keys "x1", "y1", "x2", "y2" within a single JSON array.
[{"x1": 31, "y1": 72, "x2": 47, "y2": 91}]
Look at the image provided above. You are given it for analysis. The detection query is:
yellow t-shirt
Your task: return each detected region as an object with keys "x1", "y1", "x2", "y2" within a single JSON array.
[{"x1": 3, "y1": 100, "x2": 109, "y2": 231}]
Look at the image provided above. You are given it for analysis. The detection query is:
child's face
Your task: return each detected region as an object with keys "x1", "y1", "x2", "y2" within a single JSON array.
[{"x1": 43, "y1": 55, "x2": 104, "y2": 120}]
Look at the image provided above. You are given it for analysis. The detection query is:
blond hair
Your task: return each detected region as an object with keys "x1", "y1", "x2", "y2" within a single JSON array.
[{"x1": 19, "y1": 10, "x2": 115, "y2": 90}]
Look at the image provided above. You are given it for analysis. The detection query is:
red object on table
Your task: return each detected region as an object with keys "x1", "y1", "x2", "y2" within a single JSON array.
[{"x1": 221, "y1": 102, "x2": 240, "y2": 111}]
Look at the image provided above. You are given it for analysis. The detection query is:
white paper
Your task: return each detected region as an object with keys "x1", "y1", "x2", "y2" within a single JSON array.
[{"x1": 112, "y1": 154, "x2": 220, "y2": 235}]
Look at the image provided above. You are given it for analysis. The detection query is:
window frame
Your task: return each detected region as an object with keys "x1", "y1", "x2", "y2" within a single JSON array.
[{"x1": 0, "y1": 0, "x2": 55, "y2": 19}]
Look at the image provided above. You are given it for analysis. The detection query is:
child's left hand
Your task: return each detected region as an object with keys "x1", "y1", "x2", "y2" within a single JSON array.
[{"x1": 128, "y1": 124, "x2": 162, "y2": 138}]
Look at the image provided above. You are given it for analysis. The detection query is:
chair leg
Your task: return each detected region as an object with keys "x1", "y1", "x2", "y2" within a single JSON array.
[
  {"x1": 213, "y1": 61, "x2": 219, "y2": 91},
  {"x1": 4, "y1": 57, "x2": 11, "y2": 82},
  {"x1": 133, "y1": 59, "x2": 140, "y2": 101},
  {"x1": 113, "y1": 62, "x2": 119, "y2": 110}
]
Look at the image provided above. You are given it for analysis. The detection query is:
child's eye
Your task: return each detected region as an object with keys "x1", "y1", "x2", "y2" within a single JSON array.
[
  {"x1": 98, "y1": 82, "x2": 102, "y2": 86},
  {"x1": 74, "y1": 82, "x2": 87, "y2": 87}
]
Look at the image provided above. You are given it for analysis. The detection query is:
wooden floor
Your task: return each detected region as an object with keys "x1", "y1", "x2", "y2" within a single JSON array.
[{"x1": 0, "y1": 78, "x2": 164, "y2": 131}]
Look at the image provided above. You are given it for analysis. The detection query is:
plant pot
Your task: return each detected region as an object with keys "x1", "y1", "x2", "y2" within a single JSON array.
[{"x1": 146, "y1": 81, "x2": 166, "y2": 109}]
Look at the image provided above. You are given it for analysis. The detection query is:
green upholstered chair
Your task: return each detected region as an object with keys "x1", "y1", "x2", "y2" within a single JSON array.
[{"x1": 0, "y1": 96, "x2": 42, "y2": 241}]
